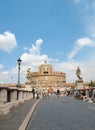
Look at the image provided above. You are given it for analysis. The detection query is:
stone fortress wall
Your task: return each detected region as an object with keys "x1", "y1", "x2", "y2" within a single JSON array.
[{"x1": 26, "y1": 63, "x2": 66, "y2": 89}]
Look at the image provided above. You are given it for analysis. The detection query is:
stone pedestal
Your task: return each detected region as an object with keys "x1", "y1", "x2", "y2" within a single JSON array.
[
  {"x1": 76, "y1": 80, "x2": 83, "y2": 90},
  {"x1": 25, "y1": 83, "x2": 32, "y2": 91},
  {"x1": 9, "y1": 88, "x2": 17, "y2": 102},
  {"x1": 17, "y1": 90, "x2": 24, "y2": 100},
  {"x1": 0, "y1": 87, "x2": 8, "y2": 103}
]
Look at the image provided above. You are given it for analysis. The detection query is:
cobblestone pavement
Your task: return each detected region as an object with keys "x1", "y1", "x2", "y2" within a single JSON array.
[
  {"x1": 0, "y1": 99, "x2": 37, "y2": 130},
  {"x1": 27, "y1": 96, "x2": 95, "y2": 130}
]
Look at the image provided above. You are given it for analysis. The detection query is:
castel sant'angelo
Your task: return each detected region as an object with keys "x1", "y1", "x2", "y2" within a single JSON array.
[{"x1": 26, "y1": 61, "x2": 66, "y2": 90}]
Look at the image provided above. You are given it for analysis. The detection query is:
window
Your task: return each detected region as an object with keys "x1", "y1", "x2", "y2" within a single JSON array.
[{"x1": 44, "y1": 71, "x2": 48, "y2": 74}]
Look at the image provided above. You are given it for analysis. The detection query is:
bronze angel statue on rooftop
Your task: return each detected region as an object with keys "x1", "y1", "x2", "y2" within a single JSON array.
[{"x1": 76, "y1": 66, "x2": 82, "y2": 80}]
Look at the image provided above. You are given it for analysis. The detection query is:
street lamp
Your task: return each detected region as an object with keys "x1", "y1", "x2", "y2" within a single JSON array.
[{"x1": 17, "y1": 58, "x2": 22, "y2": 88}]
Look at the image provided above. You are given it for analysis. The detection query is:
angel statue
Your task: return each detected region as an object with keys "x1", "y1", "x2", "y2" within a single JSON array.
[
  {"x1": 76, "y1": 66, "x2": 82, "y2": 80},
  {"x1": 26, "y1": 68, "x2": 31, "y2": 82}
]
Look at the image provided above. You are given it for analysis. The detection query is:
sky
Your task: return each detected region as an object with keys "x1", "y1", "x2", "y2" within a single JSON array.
[{"x1": 0, "y1": 0, "x2": 95, "y2": 84}]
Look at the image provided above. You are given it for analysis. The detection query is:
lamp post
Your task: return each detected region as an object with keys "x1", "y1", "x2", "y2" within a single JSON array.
[{"x1": 17, "y1": 58, "x2": 22, "y2": 88}]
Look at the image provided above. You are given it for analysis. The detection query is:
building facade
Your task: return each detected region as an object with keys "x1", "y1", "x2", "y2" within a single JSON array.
[{"x1": 26, "y1": 63, "x2": 66, "y2": 89}]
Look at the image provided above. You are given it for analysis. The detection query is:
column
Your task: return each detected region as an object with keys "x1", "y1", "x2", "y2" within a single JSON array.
[{"x1": 0, "y1": 87, "x2": 8, "y2": 103}]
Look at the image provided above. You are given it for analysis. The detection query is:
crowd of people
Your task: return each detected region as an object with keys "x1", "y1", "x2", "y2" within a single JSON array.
[
  {"x1": 74, "y1": 86, "x2": 95, "y2": 103},
  {"x1": 31, "y1": 87, "x2": 61, "y2": 99},
  {"x1": 31, "y1": 86, "x2": 95, "y2": 103}
]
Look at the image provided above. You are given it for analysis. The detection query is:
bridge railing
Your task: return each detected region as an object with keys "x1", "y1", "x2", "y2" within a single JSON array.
[
  {"x1": 0, "y1": 86, "x2": 32, "y2": 116},
  {"x1": 69, "y1": 87, "x2": 95, "y2": 99}
]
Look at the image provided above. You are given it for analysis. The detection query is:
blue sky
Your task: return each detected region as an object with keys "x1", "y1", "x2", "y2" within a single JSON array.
[{"x1": 0, "y1": 0, "x2": 95, "y2": 83}]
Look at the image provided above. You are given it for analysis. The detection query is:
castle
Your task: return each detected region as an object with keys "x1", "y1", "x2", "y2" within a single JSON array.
[{"x1": 26, "y1": 62, "x2": 66, "y2": 90}]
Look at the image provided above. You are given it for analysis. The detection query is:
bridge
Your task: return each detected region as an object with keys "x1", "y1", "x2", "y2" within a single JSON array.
[{"x1": 0, "y1": 86, "x2": 95, "y2": 130}]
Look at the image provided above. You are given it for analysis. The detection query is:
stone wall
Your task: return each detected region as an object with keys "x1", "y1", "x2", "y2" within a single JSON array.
[
  {"x1": 0, "y1": 86, "x2": 32, "y2": 116},
  {"x1": 26, "y1": 63, "x2": 66, "y2": 88}
]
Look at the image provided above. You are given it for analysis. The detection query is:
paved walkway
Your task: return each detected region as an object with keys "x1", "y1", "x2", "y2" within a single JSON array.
[
  {"x1": 27, "y1": 96, "x2": 95, "y2": 130},
  {"x1": 0, "y1": 96, "x2": 95, "y2": 130},
  {"x1": 0, "y1": 99, "x2": 38, "y2": 130}
]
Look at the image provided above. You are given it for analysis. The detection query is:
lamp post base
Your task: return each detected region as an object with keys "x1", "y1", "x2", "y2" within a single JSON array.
[{"x1": 16, "y1": 84, "x2": 21, "y2": 88}]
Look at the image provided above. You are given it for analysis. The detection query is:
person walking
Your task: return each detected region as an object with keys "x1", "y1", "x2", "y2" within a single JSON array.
[
  {"x1": 47, "y1": 88, "x2": 51, "y2": 98},
  {"x1": 32, "y1": 88, "x2": 35, "y2": 98},
  {"x1": 56, "y1": 89, "x2": 60, "y2": 98}
]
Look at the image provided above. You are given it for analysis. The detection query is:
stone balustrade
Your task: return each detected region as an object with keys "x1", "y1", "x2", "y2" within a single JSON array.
[
  {"x1": 70, "y1": 87, "x2": 95, "y2": 98},
  {"x1": 0, "y1": 86, "x2": 32, "y2": 116}
]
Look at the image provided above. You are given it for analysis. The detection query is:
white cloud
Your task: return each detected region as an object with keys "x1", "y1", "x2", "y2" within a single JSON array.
[
  {"x1": 1, "y1": 58, "x2": 95, "y2": 83},
  {"x1": 0, "y1": 31, "x2": 17, "y2": 52},
  {"x1": 0, "y1": 39, "x2": 49, "y2": 83},
  {"x1": 0, "y1": 64, "x2": 4, "y2": 69},
  {"x1": 68, "y1": 37, "x2": 95, "y2": 59},
  {"x1": 54, "y1": 60, "x2": 95, "y2": 82},
  {"x1": 0, "y1": 67, "x2": 19, "y2": 84},
  {"x1": 0, "y1": 71, "x2": 9, "y2": 83},
  {"x1": 15, "y1": 1, "x2": 95, "y2": 84},
  {"x1": 21, "y1": 39, "x2": 46, "y2": 68},
  {"x1": 53, "y1": 60, "x2": 81, "y2": 81},
  {"x1": 29, "y1": 39, "x2": 43, "y2": 54},
  {"x1": 0, "y1": 38, "x2": 95, "y2": 84},
  {"x1": 75, "y1": 0, "x2": 95, "y2": 38},
  {"x1": 18, "y1": 39, "x2": 49, "y2": 82},
  {"x1": 76, "y1": 37, "x2": 94, "y2": 46}
]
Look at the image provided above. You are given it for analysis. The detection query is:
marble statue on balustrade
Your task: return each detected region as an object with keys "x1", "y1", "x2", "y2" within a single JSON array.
[
  {"x1": 26, "y1": 68, "x2": 32, "y2": 83},
  {"x1": 25, "y1": 68, "x2": 33, "y2": 90},
  {"x1": 76, "y1": 66, "x2": 83, "y2": 81},
  {"x1": 76, "y1": 66, "x2": 83, "y2": 89}
]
